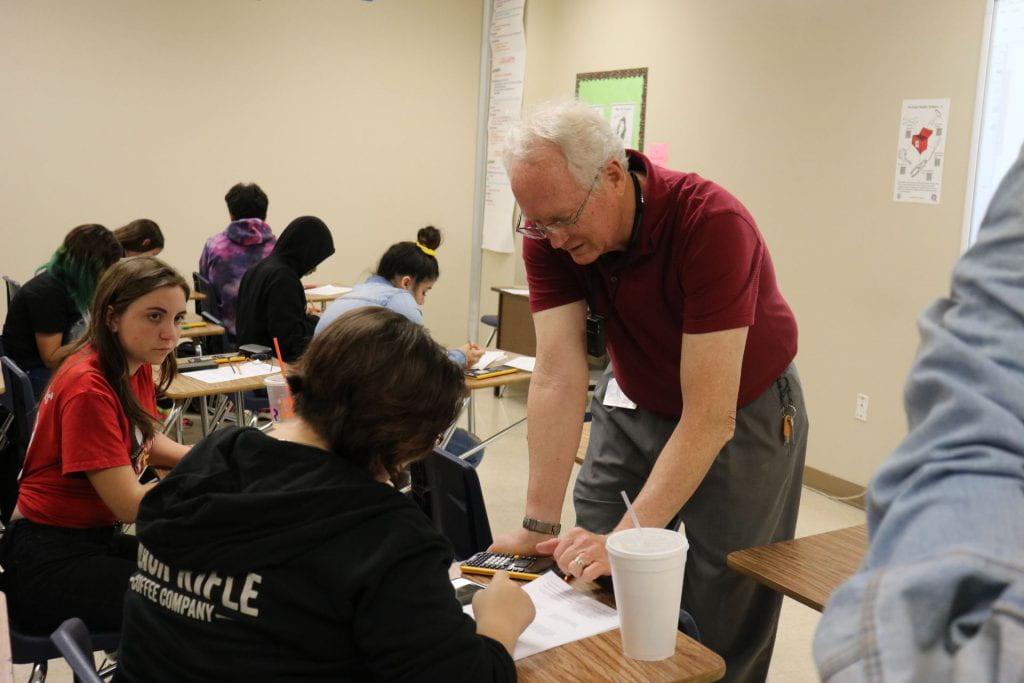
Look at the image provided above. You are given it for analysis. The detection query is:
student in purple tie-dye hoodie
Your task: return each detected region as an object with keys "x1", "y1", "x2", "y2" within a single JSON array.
[{"x1": 198, "y1": 183, "x2": 276, "y2": 336}]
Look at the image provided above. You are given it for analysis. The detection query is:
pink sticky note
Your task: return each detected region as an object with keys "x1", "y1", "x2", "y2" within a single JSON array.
[{"x1": 646, "y1": 142, "x2": 670, "y2": 167}]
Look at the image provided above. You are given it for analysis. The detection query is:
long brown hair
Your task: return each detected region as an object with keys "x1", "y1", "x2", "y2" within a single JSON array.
[
  {"x1": 62, "y1": 257, "x2": 189, "y2": 442},
  {"x1": 114, "y1": 218, "x2": 165, "y2": 254},
  {"x1": 288, "y1": 307, "x2": 467, "y2": 481}
]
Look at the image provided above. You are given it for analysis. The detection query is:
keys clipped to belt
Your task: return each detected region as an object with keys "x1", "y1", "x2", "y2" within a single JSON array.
[
  {"x1": 776, "y1": 374, "x2": 796, "y2": 446},
  {"x1": 781, "y1": 405, "x2": 796, "y2": 445}
]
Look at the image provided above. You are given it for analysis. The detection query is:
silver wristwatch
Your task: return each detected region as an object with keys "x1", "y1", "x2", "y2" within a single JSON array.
[{"x1": 522, "y1": 516, "x2": 561, "y2": 536}]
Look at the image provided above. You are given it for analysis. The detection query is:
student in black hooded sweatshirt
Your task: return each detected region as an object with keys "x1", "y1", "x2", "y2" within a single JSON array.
[
  {"x1": 235, "y1": 215, "x2": 335, "y2": 361},
  {"x1": 115, "y1": 308, "x2": 534, "y2": 682}
]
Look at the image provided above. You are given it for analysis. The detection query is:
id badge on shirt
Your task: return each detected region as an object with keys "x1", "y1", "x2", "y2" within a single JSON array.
[{"x1": 603, "y1": 378, "x2": 637, "y2": 410}]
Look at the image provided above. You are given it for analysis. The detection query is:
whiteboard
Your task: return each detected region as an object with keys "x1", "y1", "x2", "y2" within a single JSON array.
[{"x1": 968, "y1": 0, "x2": 1024, "y2": 245}]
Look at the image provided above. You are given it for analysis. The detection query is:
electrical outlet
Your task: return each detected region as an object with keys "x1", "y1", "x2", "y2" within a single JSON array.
[{"x1": 855, "y1": 393, "x2": 869, "y2": 422}]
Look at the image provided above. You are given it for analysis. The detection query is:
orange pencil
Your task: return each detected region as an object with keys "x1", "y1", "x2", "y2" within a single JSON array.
[{"x1": 272, "y1": 337, "x2": 285, "y2": 368}]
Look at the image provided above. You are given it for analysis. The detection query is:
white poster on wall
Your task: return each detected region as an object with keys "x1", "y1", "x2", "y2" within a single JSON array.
[
  {"x1": 482, "y1": 0, "x2": 527, "y2": 253},
  {"x1": 609, "y1": 103, "x2": 636, "y2": 146},
  {"x1": 893, "y1": 98, "x2": 950, "y2": 204}
]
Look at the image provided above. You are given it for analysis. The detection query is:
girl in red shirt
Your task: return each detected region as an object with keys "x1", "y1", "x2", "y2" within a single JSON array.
[{"x1": 2, "y1": 256, "x2": 191, "y2": 634}]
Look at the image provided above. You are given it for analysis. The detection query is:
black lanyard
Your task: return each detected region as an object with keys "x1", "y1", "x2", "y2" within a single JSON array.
[{"x1": 585, "y1": 171, "x2": 645, "y2": 319}]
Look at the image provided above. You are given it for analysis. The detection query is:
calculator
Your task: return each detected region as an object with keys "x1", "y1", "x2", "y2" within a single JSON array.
[{"x1": 460, "y1": 552, "x2": 555, "y2": 581}]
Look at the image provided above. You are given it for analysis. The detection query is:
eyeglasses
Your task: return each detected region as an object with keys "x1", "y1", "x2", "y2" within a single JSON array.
[{"x1": 515, "y1": 169, "x2": 602, "y2": 240}]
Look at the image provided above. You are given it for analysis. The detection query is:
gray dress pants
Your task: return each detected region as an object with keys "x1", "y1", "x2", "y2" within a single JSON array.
[{"x1": 575, "y1": 364, "x2": 808, "y2": 682}]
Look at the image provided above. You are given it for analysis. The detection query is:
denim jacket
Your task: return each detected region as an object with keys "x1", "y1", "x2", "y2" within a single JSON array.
[
  {"x1": 315, "y1": 276, "x2": 467, "y2": 367},
  {"x1": 813, "y1": 145, "x2": 1024, "y2": 681}
]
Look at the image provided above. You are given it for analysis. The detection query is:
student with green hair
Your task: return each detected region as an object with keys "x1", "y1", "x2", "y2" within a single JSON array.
[{"x1": 2, "y1": 224, "x2": 123, "y2": 397}]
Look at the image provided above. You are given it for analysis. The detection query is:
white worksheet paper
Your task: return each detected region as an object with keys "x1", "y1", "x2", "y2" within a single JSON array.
[
  {"x1": 505, "y1": 356, "x2": 535, "y2": 372},
  {"x1": 306, "y1": 284, "x2": 352, "y2": 297},
  {"x1": 188, "y1": 362, "x2": 281, "y2": 385},
  {"x1": 502, "y1": 287, "x2": 530, "y2": 296},
  {"x1": 462, "y1": 572, "x2": 619, "y2": 661},
  {"x1": 472, "y1": 351, "x2": 508, "y2": 371}
]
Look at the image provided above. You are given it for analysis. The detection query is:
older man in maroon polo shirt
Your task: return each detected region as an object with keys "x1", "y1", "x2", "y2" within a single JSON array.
[{"x1": 489, "y1": 101, "x2": 807, "y2": 682}]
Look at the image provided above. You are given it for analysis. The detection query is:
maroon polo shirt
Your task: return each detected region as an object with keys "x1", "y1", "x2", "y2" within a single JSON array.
[{"x1": 524, "y1": 151, "x2": 798, "y2": 416}]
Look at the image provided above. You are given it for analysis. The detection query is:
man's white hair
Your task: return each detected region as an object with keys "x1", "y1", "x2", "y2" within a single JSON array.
[{"x1": 503, "y1": 99, "x2": 629, "y2": 189}]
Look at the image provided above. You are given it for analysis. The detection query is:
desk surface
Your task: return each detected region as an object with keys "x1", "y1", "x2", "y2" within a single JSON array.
[
  {"x1": 178, "y1": 322, "x2": 226, "y2": 339},
  {"x1": 457, "y1": 568, "x2": 724, "y2": 683},
  {"x1": 178, "y1": 324, "x2": 226, "y2": 339},
  {"x1": 464, "y1": 350, "x2": 532, "y2": 391},
  {"x1": 726, "y1": 524, "x2": 867, "y2": 612},
  {"x1": 188, "y1": 291, "x2": 206, "y2": 301},
  {"x1": 305, "y1": 286, "x2": 352, "y2": 303},
  {"x1": 162, "y1": 361, "x2": 280, "y2": 400},
  {"x1": 490, "y1": 285, "x2": 530, "y2": 297}
]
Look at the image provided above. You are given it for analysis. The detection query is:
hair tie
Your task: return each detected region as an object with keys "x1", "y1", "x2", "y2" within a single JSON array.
[{"x1": 416, "y1": 242, "x2": 437, "y2": 257}]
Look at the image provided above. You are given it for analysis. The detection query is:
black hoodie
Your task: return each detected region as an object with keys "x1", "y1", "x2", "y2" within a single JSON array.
[
  {"x1": 236, "y1": 216, "x2": 335, "y2": 361},
  {"x1": 115, "y1": 427, "x2": 515, "y2": 682}
]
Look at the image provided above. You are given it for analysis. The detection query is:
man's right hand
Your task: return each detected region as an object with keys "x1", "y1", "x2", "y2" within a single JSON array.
[{"x1": 488, "y1": 528, "x2": 557, "y2": 556}]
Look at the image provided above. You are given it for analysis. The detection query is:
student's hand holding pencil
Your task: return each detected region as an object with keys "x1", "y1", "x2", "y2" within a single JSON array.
[{"x1": 460, "y1": 342, "x2": 484, "y2": 368}]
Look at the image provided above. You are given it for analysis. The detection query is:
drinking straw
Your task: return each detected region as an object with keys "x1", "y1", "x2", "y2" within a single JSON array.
[{"x1": 620, "y1": 490, "x2": 643, "y2": 534}]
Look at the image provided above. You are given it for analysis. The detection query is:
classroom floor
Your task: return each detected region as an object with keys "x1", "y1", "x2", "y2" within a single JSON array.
[{"x1": 19, "y1": 384, "x2": 865, "y2": 682}]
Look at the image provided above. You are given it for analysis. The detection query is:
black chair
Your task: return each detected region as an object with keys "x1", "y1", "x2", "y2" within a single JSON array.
[
  {"x1": 193, "y1": 273, "x2": 233, "y2": 343},
  {"x1": 0, "y1": 357, "x2": 37, "y2": 458},
  {"x1": 480, "y1": 314, "x2": 499, "y2": 347},
  {"x1": 0, "y1": 597, "x2": 119, "y2": 683},
  {"x1": 2, "y1": 276, "x2": 21, "y2": 307},
  {"x1": 409, "y1": 447, "x2": 492, "y2": 561},
  {"x1": 50, "y1": 618, "x2": 106, "y2": 683},
  {"x1": 197, "y1": 311, "x2": 233, "y2": 356},
  {"x1": 190, "y1": 272, "x2": 205, "y2": 317}
]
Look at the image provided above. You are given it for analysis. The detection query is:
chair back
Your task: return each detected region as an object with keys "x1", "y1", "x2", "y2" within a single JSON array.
[
  {"x1": 49, "y1": 619, "x2": 102, "y2": 683},
  {"x1": 193, "y1": 272, "x2": 226, "y2": 320},
  {"x1": 410, "y1": 447, "x2": 493, "y2": 560},
  {"x1": 198, "y1": 311, "x2": 234, "y2": 354},
  {"x1": 0, "y1": 358, "x2": 36, "y2": 457},
  {"x1": 1, "y1": 278, "x2": 20, "y2": 307},
  {"x1": 191, "y1": 272, "x2": 204, "y2": 317}
]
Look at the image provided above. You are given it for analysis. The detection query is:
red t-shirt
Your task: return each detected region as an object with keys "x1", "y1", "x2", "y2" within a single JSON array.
[
  {"x1": 17, "y1": 347, "x2": 157, "y2": 528},
  {"x1": 524, "y1": 151, "x2": 798, "y2": 415}
]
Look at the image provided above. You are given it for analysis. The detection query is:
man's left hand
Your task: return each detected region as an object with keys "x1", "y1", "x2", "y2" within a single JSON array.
[{"x1": 535, "y1": 527, "x2": 610, "y2": 582}]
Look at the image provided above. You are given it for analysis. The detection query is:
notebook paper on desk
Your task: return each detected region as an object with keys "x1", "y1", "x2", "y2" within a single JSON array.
[
  {"x1": 461, "y1": 572, "x2": 618, "y2": 660},
  {"x1": 505, "y1": 356, "x2": 535, "y2": 372},
  {"x1": 306, "y1": 284, "x2": 352, "y2": 296},
  {"x1": 187, "y1": 362, "x2": 281, "y2": 384},
  {"x1": 472, "y1": 351, "x2": 507, "y2": 371}
]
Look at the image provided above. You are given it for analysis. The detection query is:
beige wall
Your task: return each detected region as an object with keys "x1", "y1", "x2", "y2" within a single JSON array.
[
  {"x1": 0, "y1": 0, "x2": 483, "y2": 347},
  {"x1": 2, "y1": 0, "x2": 992, "y2": 487},
  {"x1": 480, "y1": 0, "x2": 988, "y2": 486}
]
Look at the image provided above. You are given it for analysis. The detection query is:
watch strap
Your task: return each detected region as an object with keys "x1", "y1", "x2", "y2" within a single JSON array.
[{"x1": 522, "y1": 516, "x2": 561, "y2": 536}]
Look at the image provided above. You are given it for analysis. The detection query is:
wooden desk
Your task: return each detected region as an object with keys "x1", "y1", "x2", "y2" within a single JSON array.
[
  {"x1": 455, "y1": 568, "x2": 725, "y2": 682},
  {"x1": 178, "y1": 322, "x2": 225, "y2": 339},
  {"x1": 188, "y1": 291, "x2": 206, "y2": 301},
  {"x1": 305, "y1": 285, "x2": 353, "y2": 309},
  {"x1": 161, "y1": 360, "x2": 280, "y2": 440},
  {"x1": 461, "y1": 350, "x2": 532, "y2": 438},
  {"x1": 726, "y1": 524, "x2": 867, "y2": 612},
  {"x1": 490, "y1": 287, "x2": 535, "y2": 356}
]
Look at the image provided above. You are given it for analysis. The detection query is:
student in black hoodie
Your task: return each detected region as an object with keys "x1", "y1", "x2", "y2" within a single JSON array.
[
  {"x1": 235, "y1": 215, "x2": 335, "y2": 361},
  {"x1": 116, "y1": 307, "x2": 534, "y2": 682}
]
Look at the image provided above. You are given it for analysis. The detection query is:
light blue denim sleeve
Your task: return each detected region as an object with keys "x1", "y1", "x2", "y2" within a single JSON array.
[
  {"x1": 384, "y1": 292, "x2": 425, "y2": 326},
  {"x1": 447, "y1": 348, "x2": 467, "y2": 367},
  {"x1": 814, "y1": 145, "x2": 1024, "y2": 681},
  {"x1": 314, "y1": 298, "x2": 355, "y2": 337}
]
